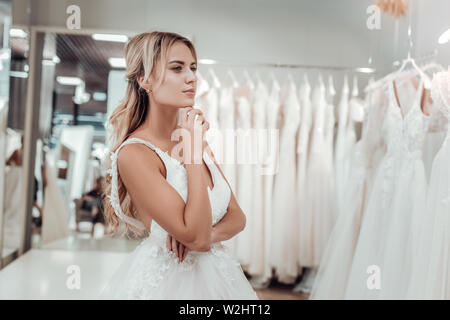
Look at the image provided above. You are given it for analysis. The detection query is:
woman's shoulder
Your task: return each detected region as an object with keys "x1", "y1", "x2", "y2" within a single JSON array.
[{"x1": 116, "y1": 137, "x2": 165, "y2": 176}]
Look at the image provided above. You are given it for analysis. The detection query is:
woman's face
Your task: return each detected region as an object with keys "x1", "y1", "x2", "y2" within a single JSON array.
[{"x1": 150, "y1": 42, "x2": 197, "y2": 108}]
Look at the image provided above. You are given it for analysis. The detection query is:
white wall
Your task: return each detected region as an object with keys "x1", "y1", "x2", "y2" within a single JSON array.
[{"x1": 11, "y1": 0, "x2": 450, "y2": 89}]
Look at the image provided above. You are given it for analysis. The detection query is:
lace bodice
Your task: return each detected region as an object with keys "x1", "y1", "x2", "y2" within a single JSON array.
[
  {"x1": 109, "y1": 137, "x2": 231, "y2": 239},
  {"x1": 431, "y1": 69, "x2": 450, "y2": 137},
  {"x1": 384, "y1": 78, "x2": 429, "y2": 158}
]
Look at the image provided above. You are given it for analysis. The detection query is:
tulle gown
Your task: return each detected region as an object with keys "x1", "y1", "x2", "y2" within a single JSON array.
[
  {"x1": 100, "y1": 137, "x2": 258, "y2": 299},
  {"x1": 310, "y1": 85, "x2": 386, "y2": 299},
  {"x1": 270, "y1": 80, "x2": 301, "y2": 284},
  {"x1": 235, "y1": 92, "x2": 254, "y2": 267},
  {"x1": 407, "y1": 69, "x2": 450, "y2": 299},
  {"x1": 248, "y1": 79, "x2": 269, "y2": 277},
  {"x1": 345, "y1": 78, "x2": 429, "y2": 299},
  {"x1": 305, "y1": 81, "x2": 336, "y2": 268},
  {"x1": 297, "y1": 80, "x2": 312, "y2": 267}
]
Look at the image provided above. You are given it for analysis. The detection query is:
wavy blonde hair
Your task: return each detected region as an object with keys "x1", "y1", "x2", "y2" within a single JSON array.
[{"x1": 103, "y1": 31, "x2": 197, "y2": 238}]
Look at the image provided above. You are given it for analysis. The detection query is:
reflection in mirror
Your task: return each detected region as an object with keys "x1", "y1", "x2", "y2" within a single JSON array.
[
  {"x1": 31, "y1": 32, "x2": 137, "y2": 251},
  {"x1": 0, "y1": 0, "x2": 16, "y2": 269}
]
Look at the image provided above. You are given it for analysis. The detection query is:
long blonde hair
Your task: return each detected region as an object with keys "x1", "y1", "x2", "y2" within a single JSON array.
[{"x1": 103, "y1": 31, "x2": 197, "y2": 238}]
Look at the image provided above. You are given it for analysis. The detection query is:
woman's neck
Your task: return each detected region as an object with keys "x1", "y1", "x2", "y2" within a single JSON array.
[{"x1": 139, "y1": 102, "x2": 179, "y2": 142}]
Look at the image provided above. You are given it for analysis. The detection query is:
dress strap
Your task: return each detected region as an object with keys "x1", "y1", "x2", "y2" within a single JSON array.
[{"x1": 107, "y1": 137, "x2": 163, "y2": 231}]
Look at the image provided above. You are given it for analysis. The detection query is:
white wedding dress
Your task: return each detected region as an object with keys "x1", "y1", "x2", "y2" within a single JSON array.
[
  {"x1": 346, "y1": 78, "x2": 428, "y2": 299},
  {"x1": 271, "y1": 80, "x2": 301, "y2": 284},
  {"x1": 100, "y1": 137, "x2": 258, "y2": 299},
  {"x1": 407, "y1": 69, "x2": 450, "y2": 299},
  {"x1": 310, "y1": 85, "x2": 386, "y2": 299}
]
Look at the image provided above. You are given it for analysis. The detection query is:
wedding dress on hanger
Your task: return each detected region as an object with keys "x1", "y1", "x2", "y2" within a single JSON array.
[
  {"x1": 297, "y1": 76, "x2": 312, "y2": 268},
  {"x1": 407, "y1": 69, "x2": 450, "y2": 299},
  {"x1": 311, "y1": 83, "x2": 387, "y2": 299},
  {"x1": 346, "y1": 77, "x2": 429, "y2": 299},
  {"x1": 334, "y1": 77, "x2": 351, "y2": 216},
  {"x1": 100, "y1": 137, "x2": 258, "y2": 299},
  {"x1": 271, "y1": 77, "x2": 301, "y2": 284},
  {"x1": 248, "y1": 77, "x2": 269, "y2": 279},
  {"x1": 235, "y1": 85, "x2": 254, "y2": 268}
]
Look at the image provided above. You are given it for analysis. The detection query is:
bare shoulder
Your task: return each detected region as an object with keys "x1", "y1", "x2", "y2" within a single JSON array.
[{"x1": 117, "y1": 142, "x2": 164, "y2": 176}]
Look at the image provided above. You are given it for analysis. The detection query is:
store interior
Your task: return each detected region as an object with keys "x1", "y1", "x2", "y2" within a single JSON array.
[{"x1": 0, "y1": 0, "x2": 449, "y2": 299}]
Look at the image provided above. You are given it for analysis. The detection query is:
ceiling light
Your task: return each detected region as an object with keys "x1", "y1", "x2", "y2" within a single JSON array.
[
  {"x1": 355, "y1": 67, "x2": 376, "y2": 73},
  {"x1": 108, "y1": 57, "x2": 126, "y2": 68},
  {"x1": 10, "y1": 28, "x2": 27, "y2": 38},
  {"x1": 438, "y1": 28, "x2": 450, "y2": 44},
  {"x1": 57, "y1": 76, "x2": 82, "y2": 86},
  {"x1": 53, "y1": 56, "x2": 60, "y2": 64},
  {"x1": 92, "y1": 33, "x2": 128, "y2": 43}
]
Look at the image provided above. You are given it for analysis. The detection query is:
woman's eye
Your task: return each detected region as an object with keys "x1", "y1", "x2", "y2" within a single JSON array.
[
  {"x1": 191, "y1": 67, "x2": 197, "y2": 72},
  {"x1": 173, "y1": 66, "x2": 182, "y2": 71}
]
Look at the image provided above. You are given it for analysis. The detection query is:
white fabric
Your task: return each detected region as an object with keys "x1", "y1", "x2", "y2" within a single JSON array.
[
  {"x1": 41, "y1": 159, "x2": 71, "y2": 245},
  {"x1": 101, "y1": 137, "x2": 258, "y2": 299},
  {"x1": 345, "y1": 78, "x2": 428, "y2": 299},
  {"x1": 235, "y1": 94, "x2": 254, "y2": 267},
  {"x1": 311, "y1": 85, "x2": 387, "y2": 299},
  {"x1": 271, "y1": 80, "x2": 301, "y2": 283},
  {"x1": 297, "y1": 80, "x2": 312, "y2": 267},
  {"x1": 303, "y1": 82, "x2": 336, "y2": 268},
  {"x1": 407, "y1": 69, "x2": 450, "y2": 299},
  {"x1": 248, "y1": 79, "x2": 269, "y2": 277},
  {"x1": 3, "y1": 166, "x2": 24, "y2": 249}
]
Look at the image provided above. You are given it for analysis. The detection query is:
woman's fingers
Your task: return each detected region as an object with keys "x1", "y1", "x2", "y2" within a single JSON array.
[
  {"x1": 181, "y1": 245, "x2": 189, "y2": 262},
  {"x1": 171, "y1": 236, "x2": 178, "y2": 258},
  {"x1": 166, "y1": 235, "x2": 171, "y2": 251},
  {"x1": 178, "y1": 244, "x2": 184, "y2": 262}
]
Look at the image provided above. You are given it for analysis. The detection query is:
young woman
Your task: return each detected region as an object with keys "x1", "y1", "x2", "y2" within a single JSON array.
[{"x1": 100, "y1": 31, "x2": 258, "y2": 299}]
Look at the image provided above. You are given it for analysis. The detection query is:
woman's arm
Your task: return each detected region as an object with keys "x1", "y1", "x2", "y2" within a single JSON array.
[
  {"x1": 118, "y1": 142, "x2": 212, "y2": 252},
  {"x1": 205, "y1": 143, "x2": 246, "y2": 243}
]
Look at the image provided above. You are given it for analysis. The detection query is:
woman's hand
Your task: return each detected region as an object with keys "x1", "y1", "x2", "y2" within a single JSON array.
[
  {"x1": 166, "y1": 234, "x2": 190, "y2": 262},
  {"x1": 178, "y1": 107, "x2": 210, "y2": 164},
  {"x1": 166, "y1": 228, "x2": 218, "y2": 262}
]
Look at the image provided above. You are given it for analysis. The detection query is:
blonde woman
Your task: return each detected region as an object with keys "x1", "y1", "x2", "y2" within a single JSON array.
[{"x1": 100, "y1": 31, "x2": 258, "y2": 299}]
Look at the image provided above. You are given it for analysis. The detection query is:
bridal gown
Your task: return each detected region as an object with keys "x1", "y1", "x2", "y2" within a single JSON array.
[
  {"x1": 248, "y1": 79, "x2": 269, "y2": 278},
  {"x1": 297, "y1": 80, "x2": 312, "y2": 267},
  {"x1": 407, "y1": 69, "x2": 450, "y2": 299},
  {"x1": 345, "y1": 78, "x2": 429, "y2": 299},
  {"x1": 100, "y1": 137, "x2": 258, "y2": 299},
  {"x1": 305, "y1": 81, "x2": 336, "y2": 268},
  {"x1": 271, "y1": 80, "x2": 301, "y2": 284},
  {"x1": 311, "y1": 85, "x2": 387, "y2": 299},
  {"x1": 235, "y1": 92, "x2": 254, "y2": 267}
]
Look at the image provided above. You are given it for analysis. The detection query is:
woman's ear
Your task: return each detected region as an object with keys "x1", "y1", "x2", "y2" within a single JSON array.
[{"x1": 138, "y1": 75, "x2": 152, "y2": 93}]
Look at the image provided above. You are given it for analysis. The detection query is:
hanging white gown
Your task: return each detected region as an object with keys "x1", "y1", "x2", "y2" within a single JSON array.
[
  {"x1": 218, "y1": 85, "x2": 237, "y2": 193},
  {"x1": 306, "y1": 81, "x2": 336, "y2": 268},
  {"x1": 297, "y1": 80, "x2": 312, "y2": 267},
  {"x1": 310, "y1": 85, "x2": 387, "y2": 299},
  {"x1": 271, "y1": 80, "x2": 301, "y2": 284},
  {"x1": 100, "y1": 137, "x2": 258, "y2": 299},
  {"x1": 261, "y1": 78, "x2": 281, "y2": 280},
  {"x1": 218, "y1": 85, "x2": 238, "y2": 256},
  {"x1": 3, "y1": 165, "x2": 24, "y2": 249},
  {"x1": 235, "y1": 91, "x2": 254, "y2": 267},
  {"x1": 248, "y1": 79, "x2": 269, "y2": 277},
  {"x1": 334, "y1": 79, "x2": 351, "y2": 216},
  {"x1": 346, "y1": 78, "x2": 429, "y2": 299},
  {"x1": 407, "y1": 69, "x2": 450, "y2": 299}
]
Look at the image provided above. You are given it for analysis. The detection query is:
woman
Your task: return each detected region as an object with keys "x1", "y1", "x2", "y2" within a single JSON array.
[{"x1": 100, "y1": 31, "x2": 258, "y2": 299}]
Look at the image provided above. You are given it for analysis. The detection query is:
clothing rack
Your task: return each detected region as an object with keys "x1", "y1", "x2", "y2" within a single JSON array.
[{"x1": 198, "y1": 58, "x2": 377, "y2": 74}]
